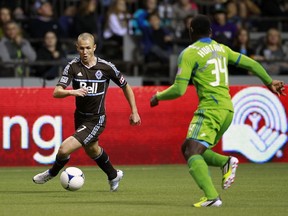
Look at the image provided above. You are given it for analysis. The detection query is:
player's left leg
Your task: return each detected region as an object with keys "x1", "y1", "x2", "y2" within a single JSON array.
[
  {"x1": 185, "y1": 109, "x2": 231, "y2": 207},
  {"x1": 84, "y1": 141, "x2": 123, "y2": 192},
  {"x1": 182, "y1": 139, "x2": 222, "y2": 207},
  {"x1": 33, "y1": 136, "x2": 82, "y2": 184}
]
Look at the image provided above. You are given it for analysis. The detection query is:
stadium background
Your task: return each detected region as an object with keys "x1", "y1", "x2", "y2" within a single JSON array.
[
  {"x1": 0, "y1": 0, "x2": 288, "y2": 166},
  {"x1": 0, "y1": 85, "x2": 287, "y2": 166}
]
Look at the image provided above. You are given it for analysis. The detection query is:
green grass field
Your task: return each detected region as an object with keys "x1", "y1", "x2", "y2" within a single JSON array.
[{"x1": 1, "y1": 163, "x2": 288, "y2": 216}]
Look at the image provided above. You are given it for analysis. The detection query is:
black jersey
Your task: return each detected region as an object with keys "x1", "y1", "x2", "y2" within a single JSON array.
[{"x1": 57, "y1": 57, "x2": 127, "y2": 115}]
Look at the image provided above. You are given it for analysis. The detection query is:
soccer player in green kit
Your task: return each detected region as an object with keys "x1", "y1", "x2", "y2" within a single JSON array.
[{"x1": 150, "y1": 15, "x2": 286, "y2": 207}]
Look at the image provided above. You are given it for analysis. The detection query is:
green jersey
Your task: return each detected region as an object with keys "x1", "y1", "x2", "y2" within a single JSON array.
[{"x1": 157, "y1": 37, "x2": 272, "y2": 111}]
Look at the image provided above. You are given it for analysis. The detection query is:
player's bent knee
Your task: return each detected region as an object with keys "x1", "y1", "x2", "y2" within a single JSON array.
[
  {"x1": 57, "y1": 146, "x2": 71, "y2": 159},
  {"x1": 182, "y1": 139, "x2": 207, "y2": 160},
  {"x1": 84, "y1": 143, "x2": 101, "y2": 159}
]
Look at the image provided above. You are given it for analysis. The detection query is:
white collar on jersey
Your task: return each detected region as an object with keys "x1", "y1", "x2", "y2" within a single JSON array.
[{"x1": 81, "y1": 57, "x2": 97, "y2": 69}]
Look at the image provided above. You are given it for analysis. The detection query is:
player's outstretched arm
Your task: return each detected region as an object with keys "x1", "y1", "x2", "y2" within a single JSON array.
[
  {"x1": 232, "y1": 51, "x2": 286, "y2": 96},
  {"x1": 150, "y1": 79, "x2": 189, "y2": 107},
  {"x1": 122, "y1": 84, "x2": 141, "y2": 126},
  {"x1": 53, "y1": 86, "x2": 88, "y2": 98}
]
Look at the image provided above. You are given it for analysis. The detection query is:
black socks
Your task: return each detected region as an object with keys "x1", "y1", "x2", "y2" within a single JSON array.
[
  {"x1": 49, "y1": 156, "x2": 70, "y2": 177},
  {"x1": 94, "y1": 148, "x2": 117, "y2": 180}
]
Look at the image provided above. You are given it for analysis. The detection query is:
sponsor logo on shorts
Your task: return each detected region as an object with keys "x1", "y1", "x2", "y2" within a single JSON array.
[
  {"x1": 77, "y1": 125, "x2": 87, "y2": 132},
  {"x1": 200, "y1": 133, "x2": 206, "y2": 137}
]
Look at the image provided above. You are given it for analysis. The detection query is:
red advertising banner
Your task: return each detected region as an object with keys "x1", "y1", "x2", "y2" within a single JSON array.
[{"x1": 0, "y1": 86, "x2": 287, "y2": 166}]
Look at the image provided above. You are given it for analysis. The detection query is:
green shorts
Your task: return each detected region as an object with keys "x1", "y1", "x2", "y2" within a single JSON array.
[{"x1": 186, "y1": 109, "x2": 234, "y2": 148}]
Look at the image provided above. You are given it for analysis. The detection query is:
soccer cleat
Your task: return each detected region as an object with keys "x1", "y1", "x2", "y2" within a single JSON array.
[
  {"x1": 109, "y1": 170, "x2": 124, "y2": 192},
  {"x1": 33, "y1": 170, "x2": 54, "y2": 184},
  {"x1": 193, "y1": 197, "x2": 222, "y2": 207},
  {"x1": 222, "y1": 156, "x2": 239, "y2": 189}
]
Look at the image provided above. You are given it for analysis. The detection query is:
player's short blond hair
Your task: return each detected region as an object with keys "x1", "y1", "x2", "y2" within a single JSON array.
[{"x1": 77, "y1": 33, "x2": 95, "y2": 44}]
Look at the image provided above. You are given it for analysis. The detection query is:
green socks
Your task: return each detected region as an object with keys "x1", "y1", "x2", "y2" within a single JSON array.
[
  {"x1": 202, "y1": 149, "x2": 229, "y2": 167},
  {"x1": 188, "y1": 154, "x2": 218, "y2": 199}
]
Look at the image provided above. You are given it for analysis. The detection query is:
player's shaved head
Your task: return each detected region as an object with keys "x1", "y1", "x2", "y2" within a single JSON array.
[{"x1": 77, "y1": 33, "x2": 95, "y2": 44}]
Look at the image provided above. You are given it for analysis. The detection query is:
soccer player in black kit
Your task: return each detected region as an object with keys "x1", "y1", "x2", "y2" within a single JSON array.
[{"x1": 33, "y1": 33, "x2": 141, "y2": 191}]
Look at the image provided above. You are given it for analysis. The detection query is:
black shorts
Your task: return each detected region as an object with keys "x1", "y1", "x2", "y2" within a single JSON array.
[{"x1": 73, "y1": 111, "x2": 106, "y2": 146}]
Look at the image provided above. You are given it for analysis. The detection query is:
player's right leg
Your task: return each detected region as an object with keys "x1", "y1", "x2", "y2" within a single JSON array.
[
  {"x1": 84, "y1": 142, "x2": 123, "y2": 192},
  {"x1": 222, "y1": 156, "x2": 239, "y2": 189},
  {"x1": 33, "y1": 136, "x2": 82, "y2": 184},
  {"x1": 206, "y1": 109, "x2": 239, "y2": 189},
  {"x1": 76, "y1": 114, "x2": 123, "y2": 192},
  {"x1": 202, "y1": 149, "x2": 239, "y2": 189}
]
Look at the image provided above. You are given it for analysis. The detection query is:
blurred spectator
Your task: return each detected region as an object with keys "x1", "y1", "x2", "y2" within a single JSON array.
[
  {"x1": 0, "y1": 21, "x2": 36, "y2": 77},
  {"x1": 0, "y1": 7, "x2": 12, "y2": 39},
  {"x1": 58, "y1": 5, "x2": 77, "y2": 38},
  {"x1": 241, "y1": 0, "x2": 261, "y2": 17},
  {"x1": 103, "y1": 0, "x2": 131, "y2": 41},
  {"x1": 255, "y1": 28, "x2": 288, "y2": 74},
  {"x1": 229, "y1": 27, "x2": 255, "y2": 75},
  {"x1": 172, "y1": 0, "x2": 199, "y2": 38},
  {"x1": 74, "y1": 0, "x2": 98, "y2": 40},
  {"x1": 32, "y1": 31, "x2": 66, "y2": 80},
  {"x1": 260, "y1": 0, "x2": 288, "y2": 17},
  {"x1": 179, "y1": 14, "x2": 193, "y2": 41},
  {"x1": 226, "y1": 0, "x2": 261, "y2": 30},
  {"x1": 132, "y1": 0, "x2": 159, "y2": 35},
  {"x1": 13, "y1": 6, "x2": 26, "y2": 21},
  {"x1": 211, "y1": 6, "x2": 237, "y2": 46},
  {"x1": 226, "y1": 0, "x2": 242, "y2": 28},
  {"x1": 99, "y1": 0, "x2": 114, "y2": 13},
  {"x1": 158, "y1": 0, "x2": 174, "y2": 27},
  {"x1": 0, "y1": 1, "x2": 27, "y2": 22},
  {"x1": 176, "y1": 14, "x2": 194, "y2": 52},
  {"x1": 103, "y1": 0, "x2": 131, "y2": 59},
  {"x1": 23, "y1": 0, "x2": 62, "y2": 40},
  {"x1": 258, "y1": 0, "x2": 288, "y2": 30},
  {"x1": 137, "y1": 12, "x2": 173, "y2": 63}
]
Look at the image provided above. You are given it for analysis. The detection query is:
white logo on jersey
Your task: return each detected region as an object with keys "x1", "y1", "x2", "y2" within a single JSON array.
[
  {"x1": 60, "y1": 76, "x2": 68, "y2": 83},
  {"x1": 77, "y1": 72, "x2": 83, "y2": 76},
  {"x1": 95, "y1": 70, "x2": 103, "y2": 79},
  {"x1": 80, "y1": 82, "x2": 98, "y2": 94},
  {"x1": 119, "y1": 75, "x2": 125, "y2": 84},
  {"x1": 222, "y1": 87, "x2": 287, "y2": 163}
]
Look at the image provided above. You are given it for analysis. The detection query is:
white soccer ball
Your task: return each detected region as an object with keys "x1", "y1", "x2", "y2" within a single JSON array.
[{"x1": 60, "y1": 167, "x2": 85, "y2": 191}]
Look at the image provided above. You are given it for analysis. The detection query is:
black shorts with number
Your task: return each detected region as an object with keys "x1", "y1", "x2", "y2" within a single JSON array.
[{"x1": 73, "y1": 110, "x2": 106, "y2": 146}]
